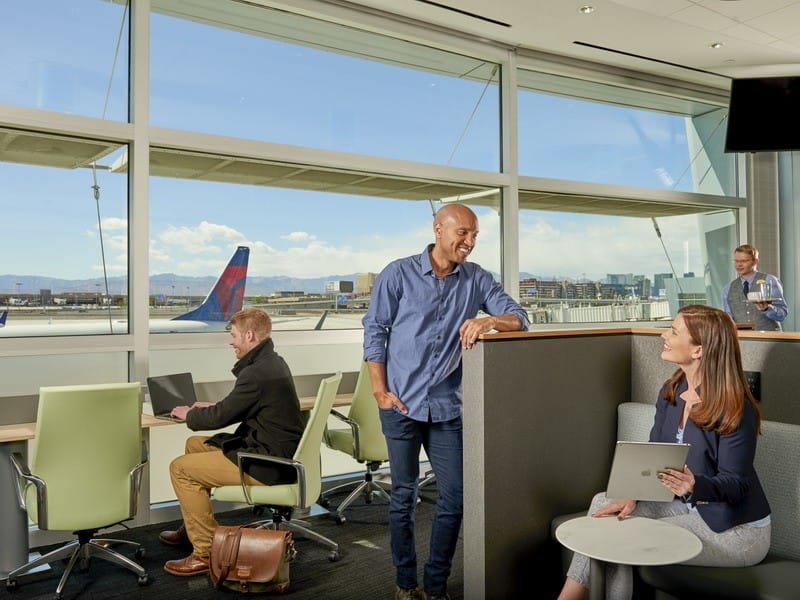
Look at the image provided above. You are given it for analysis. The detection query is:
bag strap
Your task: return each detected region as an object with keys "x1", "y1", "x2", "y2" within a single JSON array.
[{"x1": 214, "y1": 526, "x2": 244, "y2": 589}]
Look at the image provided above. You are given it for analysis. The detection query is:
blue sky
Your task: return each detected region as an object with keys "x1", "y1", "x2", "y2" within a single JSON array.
[{"x1": 0, "y1": 0, "x2": 723, "y2": 287}]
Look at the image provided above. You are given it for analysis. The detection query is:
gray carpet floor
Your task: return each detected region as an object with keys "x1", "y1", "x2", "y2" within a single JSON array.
[{"x1": 1, "y1": 485, "x2": 464, "y2": 600}]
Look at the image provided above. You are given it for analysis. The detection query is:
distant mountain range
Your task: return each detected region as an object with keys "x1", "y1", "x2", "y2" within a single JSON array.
[
  {"x1": 0, "y1": 273, "x2": 359, "y2": 297},
  {"x1": 0, "y1": 271, "x2": 547, "y2": 297}
]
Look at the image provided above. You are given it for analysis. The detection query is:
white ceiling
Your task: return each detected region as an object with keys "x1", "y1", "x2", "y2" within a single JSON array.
[{"x1": 348, "y1": 0, "x2": 800, "y2": 89}]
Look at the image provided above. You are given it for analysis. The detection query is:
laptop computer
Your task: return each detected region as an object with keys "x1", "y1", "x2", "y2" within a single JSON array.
[
  {"x1": 146, "y1": 372, "x2": 198, "y2": 423},
  {"x1": 606, "y1": 441, "x2": 691, "y2": 502}
]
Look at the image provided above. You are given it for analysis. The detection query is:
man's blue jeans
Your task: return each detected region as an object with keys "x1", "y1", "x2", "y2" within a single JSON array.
[{"x1": 379, "y1": 408, "x2": 463, "y2": 596}]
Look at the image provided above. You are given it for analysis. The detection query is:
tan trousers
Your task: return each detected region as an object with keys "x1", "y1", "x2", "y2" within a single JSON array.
[{"x1": 169, "y1": 435, "x2": 261, "y2": 557}]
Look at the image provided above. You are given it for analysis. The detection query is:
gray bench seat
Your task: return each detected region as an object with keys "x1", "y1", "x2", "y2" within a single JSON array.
[{"x1": 554, "y1": 403, "x2": 800, "y2": 600}]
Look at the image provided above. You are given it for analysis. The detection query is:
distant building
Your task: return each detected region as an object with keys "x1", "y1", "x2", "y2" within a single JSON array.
[{"x1": 356, "y1": 273, "x2": 376, "y2": 296}]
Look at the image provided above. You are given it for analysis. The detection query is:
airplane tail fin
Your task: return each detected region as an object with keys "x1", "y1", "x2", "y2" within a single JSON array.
[
  {"x1": 0, "y1": 310, "x2": 7, "y2": 327},
  {"x1": 172, "y1": 246, "x2": 249, "y2": 323}
]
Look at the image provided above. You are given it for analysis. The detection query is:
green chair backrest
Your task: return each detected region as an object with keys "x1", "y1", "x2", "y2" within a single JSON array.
[
  {"x1": 28, "y1": 382, "x2": 142, "y2": 531},
  {"x1": 346, "y1": 361, "x2": 388, "y2": 462},
  {"x1": 294, "y1": 372, "x2": 342, "y2": 505}
]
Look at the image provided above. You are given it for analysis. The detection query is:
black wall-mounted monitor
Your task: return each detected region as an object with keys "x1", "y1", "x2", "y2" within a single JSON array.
[{"x1": 724, "y1": 76, "x2": 800, "y2": 153}]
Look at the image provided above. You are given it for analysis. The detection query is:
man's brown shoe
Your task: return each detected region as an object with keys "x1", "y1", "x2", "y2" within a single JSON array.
[
  {"x1": 163, "y1": 554, "x2": 209, "y2": 576},
  {"x1": 159, "y1": 525, "x2": 189, "y2": 546}
]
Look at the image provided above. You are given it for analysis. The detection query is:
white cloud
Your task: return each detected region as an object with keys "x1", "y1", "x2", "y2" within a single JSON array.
[
  {"x1": 281, "y1": 231, "x2": 316, "y2": 242},
  {"x1": 518, "y1": 213, "x2": 702, "y2": 280}
]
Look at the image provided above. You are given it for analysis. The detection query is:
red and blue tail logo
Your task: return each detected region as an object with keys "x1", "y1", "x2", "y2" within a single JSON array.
[{"x1": 172, "y1": 246, "x2": 249, "y2": 323}]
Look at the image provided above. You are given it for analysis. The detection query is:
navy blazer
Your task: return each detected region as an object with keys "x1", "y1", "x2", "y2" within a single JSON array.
[{"x1": 649, "y1": 380, "x2": 771, "y2": 533}]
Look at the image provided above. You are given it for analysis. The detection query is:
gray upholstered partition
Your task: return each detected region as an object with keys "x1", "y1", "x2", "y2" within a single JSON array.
[
  {"x1": 462, "y1": 331, "x2": 631, "y2": 599},
  {"x1": 462, "y1": 328, "x2": 800, "y2": 599}
]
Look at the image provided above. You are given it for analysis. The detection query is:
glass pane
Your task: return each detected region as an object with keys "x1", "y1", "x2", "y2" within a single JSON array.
[
  {"x1": 517, "y1": 72, "x2": 736, "y2": 196},
  {"x1": 518, "y1": 209, "x2": 736, "y2": 326},
  {"x1": 149, "y1": 175, "x2": 501, "y2": 331},
  {"x1": 150, "y1": 1, "x2": 499, "y2": 170},
  {"x1": 0, "y1": 0, "x2": 129, "y2": 121},
  {"x1": 0, "y1": 135, "x2": 129, "y2": 337}
]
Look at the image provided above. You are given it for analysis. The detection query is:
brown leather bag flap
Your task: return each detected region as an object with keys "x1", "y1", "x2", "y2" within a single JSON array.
[{"x1": 210, "y1": 525, "x2": 292, "y2": 585}]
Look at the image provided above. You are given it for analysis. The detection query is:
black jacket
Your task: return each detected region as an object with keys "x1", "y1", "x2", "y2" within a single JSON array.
[{"x1": 185, "y1": 338, "x2": 305, "y2": 484}]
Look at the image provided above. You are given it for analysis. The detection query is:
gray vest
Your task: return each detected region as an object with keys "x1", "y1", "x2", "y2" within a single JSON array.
[{"x1": 727, "y1": 272, "x2": 781, "y2": 331}]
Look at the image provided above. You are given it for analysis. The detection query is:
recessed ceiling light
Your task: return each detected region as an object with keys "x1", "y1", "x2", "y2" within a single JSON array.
[
  {"x1": 710, "y1": 42, "x2": 724, "y2": 49},
  {"x1": 578, "y1": 5, "x2": 595, "y2": 15}
]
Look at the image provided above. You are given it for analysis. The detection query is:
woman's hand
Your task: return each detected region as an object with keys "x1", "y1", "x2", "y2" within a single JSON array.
[
  {"x1": 592, "y1": 499, "x2": 636, "y2": 519},
  {"x1": 658, "y1": 465, "x2": 695, "y2": 497}
]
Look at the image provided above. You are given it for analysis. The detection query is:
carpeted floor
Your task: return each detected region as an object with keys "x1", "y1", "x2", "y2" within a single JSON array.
[{"x1": 1, "y1": 485, "x2": 463, "y2": 600}]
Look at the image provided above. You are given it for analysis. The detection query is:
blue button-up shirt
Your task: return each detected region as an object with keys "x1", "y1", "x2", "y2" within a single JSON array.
[{"x1": 362, "y1": 245, "x2": 530, "y2": 423}]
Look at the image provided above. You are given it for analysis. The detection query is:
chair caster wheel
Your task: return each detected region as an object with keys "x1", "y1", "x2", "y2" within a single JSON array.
[
  {"x1": 135, "y1": 547, "x2": 146, "y2": 560},
  {"x1": 328, "y1": 551, "x2": 339, "y2": 562},
  {"x1": 334, "y1": 514, "x2": 346, "y2": 525},
  {"x1": 138, "y1": 574, "x2": 149, "y2": 586}
]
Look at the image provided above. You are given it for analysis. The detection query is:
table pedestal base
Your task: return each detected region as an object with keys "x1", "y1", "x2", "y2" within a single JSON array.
[{"x1": 589, "y1": 558, "x2": 605, "y2": 600}]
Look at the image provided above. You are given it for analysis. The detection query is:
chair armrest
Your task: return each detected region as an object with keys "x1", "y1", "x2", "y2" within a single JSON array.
[
  {"x1": 235, "y1": 451, "x2": 307, "y2": 507},
  {"x1": 128, "y1": 447, "x2": 148, "y2": 518},
  {"x1": 325, "y1": 409, "x2": 362, "y2": 457},
  {"x1": 9, "y1": 452, "x2": 48, "y2": 523}
]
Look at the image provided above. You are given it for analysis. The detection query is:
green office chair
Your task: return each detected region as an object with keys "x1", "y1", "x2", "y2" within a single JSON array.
[
  {"x1": 5, "y1": 383, "x2": 148, "y2": 599},
  {"x1": 319, "y1": 361, "x2": 391, "y2": 523},
  {"x1": 214, "y1": 372, "x2": 342, "y2": 561}
]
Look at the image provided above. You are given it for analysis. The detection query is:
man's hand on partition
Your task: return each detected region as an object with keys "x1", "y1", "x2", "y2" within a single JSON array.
[{"x1": 459, "y1": 316, "x2": 498, "y2": 350}]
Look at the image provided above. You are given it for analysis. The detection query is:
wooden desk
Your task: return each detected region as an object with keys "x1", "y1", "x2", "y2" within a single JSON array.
[
  {"x1": 555, "y1": 516, "x2": 702, "y2": 600},
  {"x1": 0, "y1": 393, "x2": 354, "y2": 440}
]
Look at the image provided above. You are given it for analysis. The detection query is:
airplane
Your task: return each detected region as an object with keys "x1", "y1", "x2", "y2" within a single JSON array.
[{"x1": 0, "y1": 246, "x2": 250, "y2": 337}]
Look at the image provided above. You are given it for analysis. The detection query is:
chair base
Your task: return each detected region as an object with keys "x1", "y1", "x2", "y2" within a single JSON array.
[
  {"x1": 321, "y1": 474, "x2": 391, "y2": 524},
  {"x1": 5, "y1": 534, "x2": 147, "y2": 599},
  {"x1": 255, "y1": 512, "x2": 340, "y2": 562}
]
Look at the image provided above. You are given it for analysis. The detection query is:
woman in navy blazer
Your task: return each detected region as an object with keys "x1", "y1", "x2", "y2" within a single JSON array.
[{"x1": 558, "y1": 305, "x2": 771, "y2": 600}]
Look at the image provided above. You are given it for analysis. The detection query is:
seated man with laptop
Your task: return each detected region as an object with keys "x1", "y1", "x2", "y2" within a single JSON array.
[
  {"x1": 159, "y1": 308, "x2": 305, "y2": 577},
  {"x1": 558, "y1": 305, "x2": 771, "y2": 600}
]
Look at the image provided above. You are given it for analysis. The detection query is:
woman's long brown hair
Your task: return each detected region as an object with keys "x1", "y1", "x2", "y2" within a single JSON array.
[{"x1": 662, "y1": 305, "x2": 760, "y2": 434}]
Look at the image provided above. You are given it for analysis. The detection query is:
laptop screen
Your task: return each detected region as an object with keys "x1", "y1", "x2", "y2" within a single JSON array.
[{"x1": 147, "y1": 372, "x2": 198, "y2": 417}]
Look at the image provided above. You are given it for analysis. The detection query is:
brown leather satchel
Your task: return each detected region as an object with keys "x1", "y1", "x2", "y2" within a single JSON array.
[{"x1": 209, "y1": 523, "x2": 296, "y2": 593}]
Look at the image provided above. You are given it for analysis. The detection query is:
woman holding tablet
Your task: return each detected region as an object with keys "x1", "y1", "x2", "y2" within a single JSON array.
[{"x1": 557, "y1": 305, "x2": 771, "y2": 600}]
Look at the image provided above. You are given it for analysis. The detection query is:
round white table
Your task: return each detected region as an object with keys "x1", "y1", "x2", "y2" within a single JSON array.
[{"x1": 555, "y1": 515, "x2": 702, "y2": 600}]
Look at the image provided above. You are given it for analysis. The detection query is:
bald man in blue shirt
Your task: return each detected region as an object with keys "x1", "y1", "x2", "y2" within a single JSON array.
[{"x1": 362, "y1": 203, "x2": 529, "y2": 600}]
